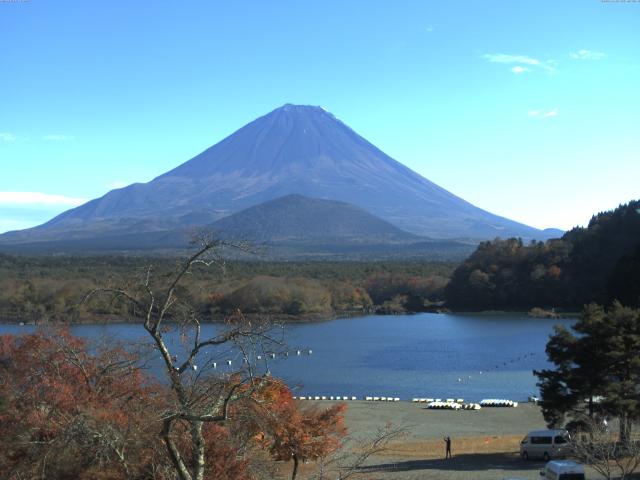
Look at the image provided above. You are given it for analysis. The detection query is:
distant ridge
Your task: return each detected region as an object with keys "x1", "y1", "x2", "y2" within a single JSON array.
[
  {"x1": 0, "y1": 195, "x2": 476, "y2": 260},
  {"x1": 0, "y1": 103, "x2": 561, "y2": 253},
  {"x1": 210, "y1": 194, "x2": 420, "y2": 244}
]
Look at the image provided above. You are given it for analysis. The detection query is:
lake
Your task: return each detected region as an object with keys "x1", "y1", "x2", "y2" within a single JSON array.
[{"x1": 0, "y1": 313, "x2": 573, "y2": 402}]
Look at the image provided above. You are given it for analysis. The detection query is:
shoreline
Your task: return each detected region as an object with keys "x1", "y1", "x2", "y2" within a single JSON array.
[
  {"x1": 0, "y1": 310, "x2": 370, "y2": 326},
  {"x1": 303, "y1": 400, "x2": 546, "y2": 440},
  {"x1": 296, "y1": 401, "x2": 599, "y2": 479},
  {"x1": 0, "y1": 308, "x2": 579, "y2": 326}
]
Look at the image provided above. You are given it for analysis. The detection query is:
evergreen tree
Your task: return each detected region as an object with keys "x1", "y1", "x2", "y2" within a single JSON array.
[{"x1": 536, "y1": 302, "x2": 640, "y2": 441}]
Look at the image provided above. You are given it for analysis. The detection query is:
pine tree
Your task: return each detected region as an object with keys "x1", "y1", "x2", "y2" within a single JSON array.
[{"x1": 536, "y1": 302, "x2": 640, "y2": 441}]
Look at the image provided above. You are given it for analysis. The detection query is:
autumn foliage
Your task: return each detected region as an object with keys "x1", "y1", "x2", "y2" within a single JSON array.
[
  {"x1": 0, "y1": 330, "x2": 347, "y2": 480},
  {"x1": 0, "y1": 330, "x2": 164, "y2": 479},
  {"x1": 446, "y1": 200, "x2": 640, "y2": 310},
  {"x1": 260, "y1": 381, "x2": 347, "y2": 479}
]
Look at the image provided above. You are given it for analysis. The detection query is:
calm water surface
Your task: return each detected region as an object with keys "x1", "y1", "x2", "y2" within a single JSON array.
[{"x1": 0, "y1": 313, "x2": 573, "y2": 402}]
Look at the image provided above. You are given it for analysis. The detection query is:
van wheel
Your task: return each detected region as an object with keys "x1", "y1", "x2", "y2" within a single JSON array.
[
  {"x1": 543, "y1": 452, "x2": 550, "y2": 461},
  {"x1": 522, "y1": 452, "x2": 529, "y2": 460}
]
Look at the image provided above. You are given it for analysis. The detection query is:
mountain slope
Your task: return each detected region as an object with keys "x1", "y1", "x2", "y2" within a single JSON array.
[
  {"x1": 0, "y1": 195, "x2": 476, "y2": 260},
  {"x1": 210, "y1": 194, "x2": 420, "y2": 244},
  {"x1": 0, "y1": 103, "x2": 559, "y2": 247}
]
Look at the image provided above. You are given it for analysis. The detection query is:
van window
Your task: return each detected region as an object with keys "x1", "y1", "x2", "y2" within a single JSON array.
[
  {"x1": 531, "y1": 436, "x2": 552, "y2": 444},
  {"x1": 554, "y1": 435, "x2": 567, "y2": 444},
  {"x1": 558, "y1": 474, "x2": 584, "y2": 480}
]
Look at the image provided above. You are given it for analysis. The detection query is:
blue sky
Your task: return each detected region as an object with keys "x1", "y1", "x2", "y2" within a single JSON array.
[{"x1": 1, "y1": 0, "x2": 638, "y2": 233}]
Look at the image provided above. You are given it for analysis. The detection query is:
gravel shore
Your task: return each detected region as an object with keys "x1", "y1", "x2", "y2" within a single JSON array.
[
  {"x1": 298, "y1": 400, "x2": 601, "y2": 479},
  {"x1": 342, "y1": 400, "x2": 545, "y2": 440}
]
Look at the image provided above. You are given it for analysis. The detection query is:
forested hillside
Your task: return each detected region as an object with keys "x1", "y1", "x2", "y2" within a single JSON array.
[
  {"x1": 0, "y1": 256, "x2": 453, "y2": 323},
  {"x1": 445, "y1": 200, "x2": 640, "y2": 310}
]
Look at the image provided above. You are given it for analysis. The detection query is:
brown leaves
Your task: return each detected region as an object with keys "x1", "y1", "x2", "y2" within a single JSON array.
[
  {"x1": 0, "y1": 329, "x2": 270, "y2": 480},
  {"x1": 264, "y1": 384, "x2": 348, "y2": 464},
  {"x1": 0, "y1": 329, "x2": 163, "y2": 479}
]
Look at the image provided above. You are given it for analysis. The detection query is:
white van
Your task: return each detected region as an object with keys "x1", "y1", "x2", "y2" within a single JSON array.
[
  {"x1": 520, "y1": 429, "x2": 570, "y2": 460},
  {"x1": 540, "y1": 460, "x2": 585, "y2": 480}
]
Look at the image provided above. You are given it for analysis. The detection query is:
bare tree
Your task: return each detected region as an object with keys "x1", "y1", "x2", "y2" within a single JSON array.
[
  {"x1": 83, "y1": 234, "x2": 282, "y2": 480},
  {"x1": 570, "y1": 416, "x2": 640, "y2": 480}
]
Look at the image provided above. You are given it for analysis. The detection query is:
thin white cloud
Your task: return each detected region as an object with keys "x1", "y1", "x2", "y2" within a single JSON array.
[
  {"x1": 43, "y1": 134, "x2": 75, "y2": 141},
  {"x1": 483, "y1": 53, "x2": 556, "y2": 72},
  {"x1": 0, "y1": 132, "x2": 16, "y2": 142},
  {"x1": 425, "y1": 25, "x2": 435, "y2": 32},
  {"x1": 570, "y1": 49, "x2": 605, "y2": 60},
  {"x1": 528, "y1": 108, "x2": 559, "y2": 118},
  {"x1": 511, "y1": 66, "x2": 529, "y2": 74},
  {"x1": 0, "y1": 192, "x2": 87, "y2": 206}
]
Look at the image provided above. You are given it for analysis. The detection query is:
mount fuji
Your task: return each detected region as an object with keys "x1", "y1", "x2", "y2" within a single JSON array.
[{"x1": 0, "y1": 104, "x2": 560, "y2": 253}]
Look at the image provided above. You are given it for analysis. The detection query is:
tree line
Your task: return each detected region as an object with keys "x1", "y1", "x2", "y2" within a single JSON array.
[
  {"x1": 445, "y1": 200, "x2": 640, "y2": 310},
  {"x1": 0, "y1": 256, "x2": 454, "y2": 323}
]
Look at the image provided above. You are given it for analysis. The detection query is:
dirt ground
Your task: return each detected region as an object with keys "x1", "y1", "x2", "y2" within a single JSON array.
[{"x1": 293, "y1": 400, "x2": 602, "y2": 480}]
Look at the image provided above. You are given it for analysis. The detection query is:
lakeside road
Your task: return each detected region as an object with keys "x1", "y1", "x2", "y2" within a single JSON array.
[{"x1": 297, "y1": 401, "x2": 600, "y2": 480}]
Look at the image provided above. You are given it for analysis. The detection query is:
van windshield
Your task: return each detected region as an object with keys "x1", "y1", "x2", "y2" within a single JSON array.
[
  {"x1": 521, "y1": 436, "x2": 529, "y2": 444},
  {"x1": 558, "y1": 474, "x2": 584, "y2": 480}
]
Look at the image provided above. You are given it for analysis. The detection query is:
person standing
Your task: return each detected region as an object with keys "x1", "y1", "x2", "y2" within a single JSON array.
[{"x1": 444, "y1": 436, "x2": 452, "y2": 459}]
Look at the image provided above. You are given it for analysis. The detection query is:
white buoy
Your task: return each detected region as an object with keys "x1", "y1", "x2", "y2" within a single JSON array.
[
  {"x1": 192, "y1": 364, "x2": 198, "y2": 371},
  {"x1": 227, "y1": 360, "x2": 232, "y2": 366},
  {"x1": 297, "y1": 350, "x2": 301, "y2": 355},
  {"x1": 212, "y1": 362, "x2": 217, "y2": 368},
  {"x1": 308, "y1": 349, "x2": 313, "y2": 355}
]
